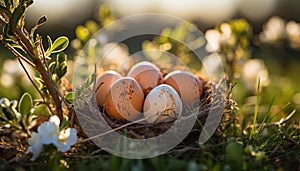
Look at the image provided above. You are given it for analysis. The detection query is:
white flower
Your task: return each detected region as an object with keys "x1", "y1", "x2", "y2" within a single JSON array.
[
  {"x1": 242, "y1": 59, "x2": 270, "y2": 91},
  {"x1": 200, "y1": 53, "x2": 225, "y2": 82},
  {"x1": 28, "y1": 115, "x2": 78, "y2": 160},
  {"x1": 49, "y1": 115, "x2": 60, "y2": 125},
  {"x1": 37, "y1": 115, "x2": 60, "y2": 144},
  {"x1": 205, "y1": 29, "x2": 221, "y2": 52},
  {"x1": 286, "y1": 21, "x2": 300, "y2": 49},
  {"x1": 53, "y1": 128, "x2": 78, "y2": 152},
  {"x1": 259, "y1": 16, "x2": 285, "y2": 44},
  {"x1": 205, "y1": 24, "x2": 235, "y2": 52},
  {"x1": 27, "y1": 132, "x2": 43, "y2": 161},
  {"x1": 219, "y1": 23, "x2": 235, "y2": 47}
]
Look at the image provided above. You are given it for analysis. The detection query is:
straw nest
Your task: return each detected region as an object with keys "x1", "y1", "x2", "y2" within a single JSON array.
[{"x1": 75, "y1": 77, "x2": 237, "y2": 145}]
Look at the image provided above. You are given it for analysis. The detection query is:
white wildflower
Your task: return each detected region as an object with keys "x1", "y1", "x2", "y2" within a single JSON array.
[
  {"x1": 27, "y1": 132, "x2": 43, "y2": 161},
  {"x1": 259, "y1": 16, "x2": 285, "y2": 44},
  {"x1": 205, "y1": 29, "x2": 221, "y2": 52},
  {"x1": 219, "y1": 23, "x2": 235, "y2": 47},
  {"x1": 28, "y1": 115, "x2": 78, "y2": 160},
  {"x1": 200, "y1": 53, "x2": 225, "y2": 82},
  {"x1": 53, "y1": 128, "x2": 78, "y2": 152},
  {"x1": 242, "y1": 59, "x2": 270, "y2": 91},
  {"x1": 205, "y1": 23, "x2": 235, "y2": 52},
  {"x1": 37, "y1": 115, "x2": 60, "y2": 144},
  {"x1": 49, "y1": 115, "x2": 60, "y2": 126},
  {"x1": 286, "y1": 21, "x2": 300, "y2": 49}
]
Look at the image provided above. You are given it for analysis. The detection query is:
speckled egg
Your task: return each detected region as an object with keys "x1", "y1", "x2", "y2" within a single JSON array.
[
  {"x1": 143, "y1": 84, "x2": 182, "y2": 123},
  {"x1": 127, "y1": 61, "x2": 163, "y2": 95},
  {"x1": 164, "y1": 70, "x2": 203, "y2": 106},
  {"x1": 95, "y1": 70, "x2": 121, "y2": 107},
  {"x1": 105, "y1": 77, "x2": 144, "y2": 121}
]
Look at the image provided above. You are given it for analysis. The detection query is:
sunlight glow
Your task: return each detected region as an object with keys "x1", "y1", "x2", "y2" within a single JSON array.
[{"x1": 27, "y1": 0, "x2": 96, "y2": 24}]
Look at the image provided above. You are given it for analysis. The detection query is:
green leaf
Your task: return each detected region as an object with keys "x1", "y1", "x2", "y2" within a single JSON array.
[
  {"x1": 48, "y1": 62, "x2": 56, "y2": 74},
  {"x1": 0, "y1": 115, "x2": 7, "y2": 122},
  {"x1": 32, "y1": 103, "x2": 51, "y2": 117},
  {"x1": 24, "y1": 0, "x2": 34, "y2": 7},
  {"x1": 57, "y1": 52, "x2": 67, "y2": 64},
  {"x1": 226, "y1": 142, "x2": 243, "y2": 170},
  {"x1": 47, "y1": 36, "x2": 69, "y2": 55},
  {"x1": 18, "y1": 93, "x2": 33, "y2": 117},
  {"x1": 85, "y1": 73, "x2": 96, "y2": 88},
  {"x1": 60, "y1": 116, "x2": 70, "y2": 130},
  {"x1": 47, "y1": 35, "x2": 53, "y2": 50},
  {"x1": 38, "y1": 15, "x2": 47, "y2": 25},
  {"x1": 53, "y1": 53, "x2": 68, "y2": 79},
  {"x1": 65, "y1": 92, "x2": 76, "y2": 104},
  {"x1": 2, "y1": 108, "x2": 13, "y2": 120},
  {"x1": 7, "y1": 5, "x2": 25, "y2": 35},
  {"x1": 57, "y1": 63, "x2": 67, "y2": 78}
]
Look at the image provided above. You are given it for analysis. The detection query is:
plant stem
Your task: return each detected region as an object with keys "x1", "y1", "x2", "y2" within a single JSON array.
[
  {"x1": 17, "y1": 58, "x2": 53, "y2": 114},
  {"x1": 0, "y1": 14, "x2": 64, "y2": 120},
  {"x1": 14, "y1": 29, "x2": 63, "y2": 120}
]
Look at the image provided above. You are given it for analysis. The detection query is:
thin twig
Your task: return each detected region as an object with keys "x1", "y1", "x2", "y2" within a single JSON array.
[
  {"x1": 1, "y1": 40, "x2": 35, "y2": 68},
  {"x1": 14, "y1": 29, "x2": 63, "y2": 120},
  {"x1": 17, "y1": 58, "x2": 53, "y2": 114},
  {"x1": 79, "y1": 106, "x2": 200, "y2": 143},
  {"x1": 269, "y1": 144, "x2": 281, "y2": 158},
  {"x1": 254, "y1": 109, "x2": 296, "y2": 128},
  {"x1": 281, "y1": 132, "x2": 300, "y2": 147},
  {"x1": 79, "y1": 114, "x2": 151, "y2": 143}
]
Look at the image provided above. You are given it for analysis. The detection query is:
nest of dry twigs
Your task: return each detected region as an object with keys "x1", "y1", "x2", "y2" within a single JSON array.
[{"x1": 75, "y1": 77, "x2": 237, "y2": 146}]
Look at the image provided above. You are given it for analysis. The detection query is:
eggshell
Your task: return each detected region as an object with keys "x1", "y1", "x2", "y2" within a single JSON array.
[
  {"x1": 105, "y1": 77, "x2": 144, "y2": 121},
  {"x1": 127, "y1": 61, "x2": 163, "y2": 95},
  {"x1": 143, "y1": 84, "x2": 182, "y2": 123},
  {"x1": 127, "y1": 61, "x2": 160, "y2": 75},
  {"x1": 164, "y1": 70, "x2": 203, "y2": 106},
  {"x1": 95, "y1": 70, "x2": 121, "y2": 107}
]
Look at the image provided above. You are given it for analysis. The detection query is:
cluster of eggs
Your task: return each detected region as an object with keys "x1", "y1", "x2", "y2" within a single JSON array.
[{"x1": 95, "y1": 61, "x2": 204, "y2": 124}]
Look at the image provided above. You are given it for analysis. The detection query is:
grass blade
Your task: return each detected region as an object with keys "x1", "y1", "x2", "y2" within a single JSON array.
[{"x1": 249, "y1": 78, "x2": 261, "y2": 141}]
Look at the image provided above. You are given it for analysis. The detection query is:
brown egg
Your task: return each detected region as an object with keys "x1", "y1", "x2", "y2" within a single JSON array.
[
  {"x1": 95, "y1": 70, "x2": 121, "y2": 107},
  {"x1": 127, "y1": 61, "x2": 163, "y2": 95},
  {"x1": 164, "y1": 70, "x2": 203, "y2": 106},
  {"x1": 105, "y1": 77, "x2": 144, "y2": 121}
]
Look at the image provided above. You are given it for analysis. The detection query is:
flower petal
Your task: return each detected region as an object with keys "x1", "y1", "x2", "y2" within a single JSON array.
[
  {"x1": 53, "y1": 128, "x2": 78, "y2": 153},
  {"x1": 66, "y1": 128, "x2": 78, "y2": 145},
  {"x1": 38, "y1": 121, "x2": 59, "y2": 144},
  {"x1": 49, "y1": 115, "x2": 60, "y2": 126},
  {"x1": 27, "y1": 132, "x2": 43, "y2": 161}
]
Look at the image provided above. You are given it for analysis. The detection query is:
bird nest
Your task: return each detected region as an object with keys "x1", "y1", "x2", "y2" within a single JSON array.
[{"x1": 74, "y1": 78, "x2": 237, "y2": 146}]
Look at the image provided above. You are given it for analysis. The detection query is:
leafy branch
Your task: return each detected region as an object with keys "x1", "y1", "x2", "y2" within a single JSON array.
[{"x1": 0, "y1": 0, "x2": 71, "y2": 121}]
